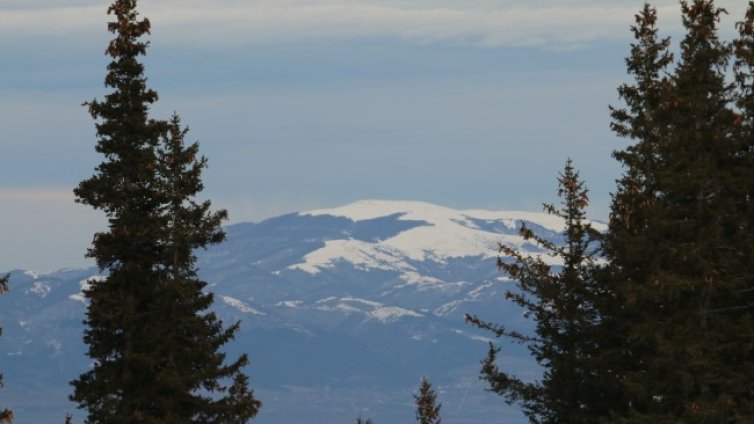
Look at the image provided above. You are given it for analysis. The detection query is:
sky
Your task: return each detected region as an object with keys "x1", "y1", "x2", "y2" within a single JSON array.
[{"x1": 0, "y1": 0, "x2": 749, "y2": 271}]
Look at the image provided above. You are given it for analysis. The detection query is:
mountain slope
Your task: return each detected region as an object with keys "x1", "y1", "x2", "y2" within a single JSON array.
[{"x1": 0, "y1": 200, "x2": 585, "y2": 423}]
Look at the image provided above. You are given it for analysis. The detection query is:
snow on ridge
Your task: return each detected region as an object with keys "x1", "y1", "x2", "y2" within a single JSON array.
[
  {"x1": 451, "y1": 328, "x2": 495, "y2": 344},
  {"x1": 341, "y1": 297, "x2": 382, "y2": 307},
  {"x1": 434, "y1": 299, "x2": 466, "y2": 317},
  {"x1": 367, "y1": 306, "x2": 423, "y2": 323},
  {"x1": 302, "y1": 199, "x2": 453, "y2": 223},
  {"x1": 314, "y1": 296, "x2": 423, "y2": 322},
  {"x1": 399, "y1": 272, "x2": 443, "y2": 285},
  {"x1": 26, "y1": 281, "x2": 51, "y2": 298},
  {"x1": 288, "y1": 238, "x2": 416, "y2": 275},
  {"x1": 303, "y1": 199, "x2": 605, "y2": 233},
  {"x1": 24, "y1": 270, "x2": 47, "y2": 279},
  {"x1": 69, "y1": 275, "x2": 107, "y2": 305},
  {"x1": 291, "y1": 200, "x2": 576, "y2": 277},
  {"x1": 221, "y1": 296, "x2": 265, "y2": 315},
  {"x1": 276, "y1": 300, "x2": 303, "y2": 308},
  {"x1": 316, "y1": 296, "x2": 337, "y2": 304}
]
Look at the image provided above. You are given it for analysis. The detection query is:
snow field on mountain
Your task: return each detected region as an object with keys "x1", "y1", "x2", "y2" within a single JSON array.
[{"x1": 293, "y1": 199, "x2": 573, "y2": 278}]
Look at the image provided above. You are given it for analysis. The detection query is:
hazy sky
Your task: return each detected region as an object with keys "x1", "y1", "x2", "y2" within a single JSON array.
[{"x1": 1, "y1": 0, "x2": 748, "y2": 270}]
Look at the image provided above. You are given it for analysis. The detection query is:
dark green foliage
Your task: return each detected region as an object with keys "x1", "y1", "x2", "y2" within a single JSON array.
[
  {"x1": 467, "y1": 161, "x2": 619, "y2": 423},
  {"x1": 732, "y1": 12, "x2": 754, "y2": 390},
  {"x1": 414, "y1": 377, "x2": 441, "y2": 424},
  {"x1": 606, "y1": 1, "x2": 754, "y2": 421},
  {"x1": 609, "y1": 2, "x2": 673, "y2": 254},
  {"x1": 604, "y1": 3, "x2": 676, "y2": 420},
  {"x1": 356, "y1": 416, "x2": 374, "y2": 424},
  {"x1": 70, "y1": 1, "x2": 259, "y2": 422},
  {"x1": 0, "y1": 274, "x2": 12, "y2": 423}
]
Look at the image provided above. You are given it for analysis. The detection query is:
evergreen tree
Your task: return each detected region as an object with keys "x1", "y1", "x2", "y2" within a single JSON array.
[
  {"x1": 607, "y1": 1, "x2": 754, "y2": 421},
  {"x1": 71, "y1": 1, "x2": 259, "y2": 422},
  {"x1": 467, "y1": 161, "x2": 617, "y2": 423},
  {"x1": 604, "y1": 3, "x2": 675, "y2": 419},
  {"x1": 414, "y1": 377, "x2": 441, "y2": 424},
  {"x1": 608, "y1": 1, "x2": 673, "y2": 278},
  {"x1": 731, "y1": 15, "x2": 754, "y2": 414},
  {"x1": 355, "y1": 416, "x2": 374, "y2": 424},
  {"x1": 0, "y1": 274, "x2": 12, "y2": 424},
  {"x1": 152, "y1": 114, "x2": 261, "y2": 422}
]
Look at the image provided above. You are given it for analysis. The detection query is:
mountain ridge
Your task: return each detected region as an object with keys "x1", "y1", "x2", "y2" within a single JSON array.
[{"x1": 0, "y1": 200, "x2": 583, "y2": 423}]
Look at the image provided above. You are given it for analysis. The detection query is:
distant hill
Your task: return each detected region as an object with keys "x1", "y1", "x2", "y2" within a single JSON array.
[{"x1": 1, "y1": 200, "x2": 591, "y2": 423}]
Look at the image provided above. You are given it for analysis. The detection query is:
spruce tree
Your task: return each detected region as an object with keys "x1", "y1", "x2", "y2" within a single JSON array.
[
  {"x1": 604, "y1": 3, "x2": 675, "y2": 418},
  {"x1": 466, "y1": 161, "x2": 618, "y2": 423},
  {"x1": 732, "y1": 15, "x2": 754, "y2": 412},
  {"x1": 607, "y1": 1, "x2": 754, "y2": 421},
  {"x1": 0, "y1": 274, "x2": 12, "y2": 424},
  {"x1": 608, "y1": 1, "x2": 673, "y2": 276},
  {"x1": 414, "y1": 377, "x2": 441, "y2": 424},
  {"x1": 71, "y1": 1, "x2": 259, "y2": 422},
  {"x1": 152, "y1": 114, "x2": 261, "y2": 422}
]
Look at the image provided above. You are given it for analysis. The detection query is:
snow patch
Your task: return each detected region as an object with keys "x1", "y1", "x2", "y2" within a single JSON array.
[
  {"x1": 69, "y1": 275, "x2": 106, "y2": 304},
  {"x1": 367, "y1": 306, "x2": 423, "y2": 323},
  {"x1": 288, "y1": 239, "x2": 415, "y2": 275},
  {"x1": 399, "y1": 272, "x2": 443, "y2": 285},
  {"x1": 293, "y1": 200, "x2": 570, "y2": 275},
  {"x1": 316, "y1": 302, "x2": 364, "y2": 315},
  {"x1": 316, "y1": 296, "x2": 337, "y2": 304},
  {"x1": 80, "y1": 275, "x2": 106, "y2": 292},
  {"x1": 342, "y1": 297, "x2": 382, "y2": 308},
  {"x1": 434, "y1": 299, "x2": 466, "y2": 317},
  {"x1": 26, "y1": 281, "x2": 51, "y2": 298},
  {"x1": 303, "y1": 199, "x2": 574, "y2": 233},
  {"x1": 451, "y1": 329, "x2": 494, "y2": 343},
  {"x1": 24, "y1": 270, "x2": 52, "y2": 279},
  {"x1": 470, "y1": 334, "x2": 495, "y2": 343},
  {"x1": 221, "y1": 296, "x2": 265, "y2": 315},
  {"x1": 314, "y1": 297, "x2": 423, "y2": 323},
  {"x1": 276, "y1": 300, "x2": 303, "y2": 308},
  {"x1": 69, "y1": 294, "x2": 87, "y2": 305},
  {"x1": 468, "y1": 282, "x2": 494, "y2": 299}
]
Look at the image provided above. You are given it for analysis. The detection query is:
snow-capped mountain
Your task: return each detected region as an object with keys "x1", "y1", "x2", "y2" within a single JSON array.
[{"x1": 0, "y1": 200, "x2": 586, "y2": 423}]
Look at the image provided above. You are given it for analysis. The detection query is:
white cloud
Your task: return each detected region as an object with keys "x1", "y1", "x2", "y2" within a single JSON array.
[{"x1": 1, "y1": 1, "x2": 748, "y2": 49}]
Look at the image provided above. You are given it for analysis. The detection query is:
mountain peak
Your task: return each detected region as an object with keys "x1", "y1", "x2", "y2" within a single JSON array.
[
  {"x1": 301, "y1": 199, "x2": 572, "y2": 233},
  {"x1": 302, "y1": 199, "x2": 455, "y2": 223},
  {"x1": 290, "y1": 199, "x2": 574, "y2": 277}
]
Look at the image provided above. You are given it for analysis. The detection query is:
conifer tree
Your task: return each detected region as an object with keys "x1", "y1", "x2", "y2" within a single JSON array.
[
  {"x1": 152, "y1": 114, "x2": 261, "y2": 422},
  {"x1": 607, "y1": 1, "x2": 754, "y2": 421},
  {"x1": 414, "y1": 377, "x2": 441, "y2": 424},
  {"x1": 604, "y1": 3, "x2": 675, "y2": 418},
  {"x1": 0, "y1": 274, "x2": 12, "y2": 423},
  {"x1": 731, "y1": 15, "x2": 754, "y2": 412},
  {"x1": 467, "y1": 161, "x2": 618, "y2": 423},
  {"x1": 608, "y1": 2, "x2": 673, "y2": 276},
  {"x1": 71, "y1": 1, "x2": 260, "y2": 422}
]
